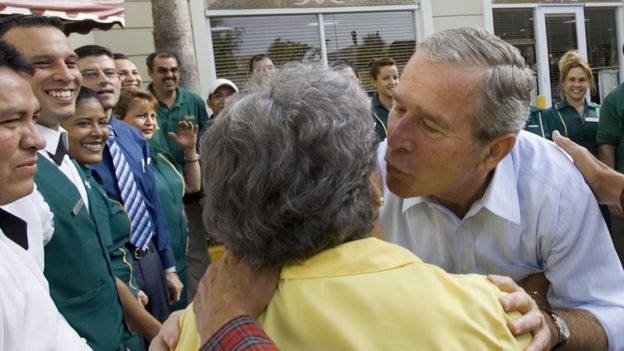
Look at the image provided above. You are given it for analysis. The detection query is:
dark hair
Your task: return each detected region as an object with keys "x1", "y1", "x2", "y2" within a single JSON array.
[
  {"x1": 331, "y1": 59, "x2": 359, "y2": 78},
  {"x1": 248, "y1": 53, "x2": 273, "y2": 74},
  {"x1": 76, "y1": 86, "x2": 103, "y2": 106},
  {"x1": 0, "y1": 41, "x2": 33, "y2": 75},
  {"x1": 368, "y1": 57, "x2": 396, "y2": 80},
  {"x1": 75, "y1": 45, "x2": 113, "y2": 59},
  {"x1": 113, "y1": 53, "x2": 129, "y2": 60},
  {"x1": 146, "y1": 51, "x2": 179, "y2": 70},
  {"x1": 0, "y1": 15, "x2": 66, "y2": 39}
]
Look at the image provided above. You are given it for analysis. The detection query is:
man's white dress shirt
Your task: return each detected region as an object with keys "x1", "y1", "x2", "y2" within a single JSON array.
[{"x1": 379, "y1": 131, "x2": 624, "y2": 350}]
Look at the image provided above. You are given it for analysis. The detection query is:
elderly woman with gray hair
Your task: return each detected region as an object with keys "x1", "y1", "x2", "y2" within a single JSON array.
[{"x1": 173, "y1": 64, "x2": 530, "y2": 351}]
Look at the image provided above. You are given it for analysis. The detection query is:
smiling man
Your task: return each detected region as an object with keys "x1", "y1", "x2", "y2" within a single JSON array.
[
  {"x1": 0, "y1": 15, "x2": 129, "y2": 350},
  {"x1": 146, "y1": 50, "x2": 210, "y2": 300},
  {"x1": 0, "y1": 39, "x2": 92, "y2": 351}
]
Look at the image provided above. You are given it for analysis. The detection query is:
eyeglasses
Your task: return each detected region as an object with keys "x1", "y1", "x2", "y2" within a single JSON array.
[{"x1": 81, "y1": 68, "x2": 118, "y2": 81}]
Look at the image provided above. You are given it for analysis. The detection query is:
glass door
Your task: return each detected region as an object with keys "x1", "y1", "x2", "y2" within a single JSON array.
[{"x1": 535, "y1": 6, "x2": 587, "y2": 107}]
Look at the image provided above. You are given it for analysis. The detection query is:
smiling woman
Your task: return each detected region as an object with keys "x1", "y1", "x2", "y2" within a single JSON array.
[
  {"x1": 114, "y1": 87, "x2": 202, "y2": 310},
  {"x1": 545, "y1": 51, "x2": 600, "y2": 156}
]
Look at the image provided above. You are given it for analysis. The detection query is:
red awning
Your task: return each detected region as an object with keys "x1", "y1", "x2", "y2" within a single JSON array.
[{"x1": 0, "y1": 0, "x2": 124, "y2": 34}]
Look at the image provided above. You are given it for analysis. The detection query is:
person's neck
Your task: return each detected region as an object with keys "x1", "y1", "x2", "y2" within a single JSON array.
[
  {"x1": 566, "y1": 96, "x2": 585, "y2": 117},
  {"x1": 106, "y1": 109, "x2": 113, "y2": 121},
  {"x1": 154, "y1": 86, "x2": 177, "y2": 108},
  {"x1": 566, "y1": 96, "x2": 585, "y2": 109},
  {"x1": 37, "y1": 119, "x2": 60, "y2": 131},
  {"x1": 434, "y1": 171, "x2": 493, "y2": 219},
  {"x1": 378, "y1": 92, "x2": 393, "y2": 111}
]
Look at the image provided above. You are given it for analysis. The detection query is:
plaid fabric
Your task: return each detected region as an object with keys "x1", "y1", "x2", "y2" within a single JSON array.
[{"x1": 201, "y1": 315, "x2": 279, "y2": 351}]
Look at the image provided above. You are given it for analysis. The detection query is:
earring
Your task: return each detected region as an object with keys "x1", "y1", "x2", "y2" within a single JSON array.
[{"x1": 374, "y1": 197, "x2": 384, "y2": 207}]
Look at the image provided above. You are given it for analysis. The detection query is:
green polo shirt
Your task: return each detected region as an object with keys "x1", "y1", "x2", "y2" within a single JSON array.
[
  {"x1": 597, "y1": 83, "x2": 624, "y2": 172},
  {"x1": 524, "y1": 105, "x2": 557, "y2": 139},
  {"x1": 148, "y1": 85, "x2": 209, "y2": 168},
  {"x1": 548, "y1": 99, "x2": 600, "y2": 156},
  {"x1": 371, "y1": 93, "x2": 389, "y2": 140}
]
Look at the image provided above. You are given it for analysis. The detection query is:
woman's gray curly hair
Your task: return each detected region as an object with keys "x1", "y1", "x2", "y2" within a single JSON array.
[{"x1": 200, "y1": 64, "x2": 379, "y2": 269}]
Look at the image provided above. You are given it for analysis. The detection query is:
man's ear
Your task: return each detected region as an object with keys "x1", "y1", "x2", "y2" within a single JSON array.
[{"x1": 476, "y1": 133, "x2": 516, "y2": 173}]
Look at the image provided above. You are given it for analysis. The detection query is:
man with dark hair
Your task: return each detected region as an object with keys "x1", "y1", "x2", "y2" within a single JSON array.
[
  {"x1": 146, "y1": 50, "x2": 210, "y2": 299},
  {"x1": 0, "y1": 39, "x2": 90, "y2": 350},
  {"x1": 0, "y1": 15, "x2": 130, "y2": 350},
  {"x1": 114, "y1": 53, "x2": 142, "y2": 89},
  {"x1": 76, "y1": 44, "x2": 183, "y2": 321}
]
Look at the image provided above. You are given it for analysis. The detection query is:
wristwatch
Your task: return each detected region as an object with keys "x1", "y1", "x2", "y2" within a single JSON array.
[{"x1": 546, "y1": 309, "x2": 570, "y2": 350}]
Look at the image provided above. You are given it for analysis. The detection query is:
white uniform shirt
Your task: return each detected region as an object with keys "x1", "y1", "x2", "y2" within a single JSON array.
[
  {"x1": 0, "y1": 186, "x2": 54, "y2": 270},
  {"x1": 0, "y1": 228, "x2": 91, "y2": 350}
]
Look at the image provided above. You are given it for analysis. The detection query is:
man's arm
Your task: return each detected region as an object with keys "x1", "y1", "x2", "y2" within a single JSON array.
[
  {"x1": 193, "y1": 252, "x2": 279, "y2": 345},
  {"x1": 552, "y1": 131, "x2": 624, "y2": 207},
  {"x1": 149, "y1": 251, "x2": 280, "y2": 351},
  {"x1": 538, "y1": 167, "x2": 624, "y2": 350},
  {"x1": 199, "y1": 315, "x2": 279, "y2": 351}
]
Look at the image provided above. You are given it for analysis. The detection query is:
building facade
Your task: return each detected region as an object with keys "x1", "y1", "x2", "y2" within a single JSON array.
[{"x1": 70, "y1": 0, "x2": 623, "y2": 107}]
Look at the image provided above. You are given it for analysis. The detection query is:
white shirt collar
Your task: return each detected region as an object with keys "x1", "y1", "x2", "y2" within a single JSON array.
[{"x1": 36, "y1": 124, "x2": 68, "y2": 155}]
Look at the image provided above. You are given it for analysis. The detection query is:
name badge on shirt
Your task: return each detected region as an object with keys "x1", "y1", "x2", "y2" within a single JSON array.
[
  {"x1": 586, "y1": 117, "x2": 599, "y2": 123},
  {"x1": 72, "y1": 198, "x2": 84, "y2": 216}
]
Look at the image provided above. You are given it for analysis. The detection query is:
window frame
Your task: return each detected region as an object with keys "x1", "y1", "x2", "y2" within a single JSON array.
[
  {"x1": 189, "y1": 0, "x2": 422, "y2": 97},
  {"x1": 487, "y1": 0, "x2": 624, "y2": 108}
]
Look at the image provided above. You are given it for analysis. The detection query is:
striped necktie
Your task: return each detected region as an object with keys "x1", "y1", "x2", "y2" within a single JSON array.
[{"x1": 107, "y1": 128, "x2": 154, "y2": 250}]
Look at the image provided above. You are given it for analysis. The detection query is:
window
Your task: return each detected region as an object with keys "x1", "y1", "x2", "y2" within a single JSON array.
[
  {"x1": 585, "y1": 8, "x2": 620, "y2": 103},
  {"x1": 209, "y1": 11, "x2": 417, "y2": 91},
  {"x1": 493, "y1": 9, "x2": 539, "y2": 102},
  {"x1": 324, "y1": 12, "x2": 416, "y2": 89},
  {"x1": 211, "y1": 15, "x2": 322, "y2": 88}
]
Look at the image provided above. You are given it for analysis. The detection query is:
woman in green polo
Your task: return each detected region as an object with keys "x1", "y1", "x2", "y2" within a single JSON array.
[
  {"x1": 369, "y1": 57, "x2": 399, "y2": 140},
  {"x1": 546, "y1": 50, "x2": 611, "y2": 229},
  {"x1": 546, "y1": 50, "x2": 600, "y2": 156}
]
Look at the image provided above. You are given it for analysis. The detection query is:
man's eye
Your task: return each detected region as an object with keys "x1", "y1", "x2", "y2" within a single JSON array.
[
  {"x1": 1, "y1": 118, "x2": 19, "y2": 127},
  {"x1": 32, "y1": 61, "x2": 51, "y2": 69}
]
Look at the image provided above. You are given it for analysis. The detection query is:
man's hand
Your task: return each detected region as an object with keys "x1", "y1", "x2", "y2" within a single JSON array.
[
  {"x1": 165, "y1": 271, "x2": 183, "y2": 305},
  {"x1": 148, "y1": 310, "x2": 183, "y2": 351},
  {"x1": 488, "y1": 274, "x2": 552, "y2": 351},
  {"x1": 193, "y1": 251, "x2": 279, "y2": 345},
  {"x1": 553, "y1": 130, "x2": 624, "y2": 207},
  {"x1": 168, "y1": 121, "x2": 198, "y2": 150}
]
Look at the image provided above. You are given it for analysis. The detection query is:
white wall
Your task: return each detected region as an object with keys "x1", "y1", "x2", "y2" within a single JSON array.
[{"x1": 68, "y1": 0, "x2": 155, "y2": 86}]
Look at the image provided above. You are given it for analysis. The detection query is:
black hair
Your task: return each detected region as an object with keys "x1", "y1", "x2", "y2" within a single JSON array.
[
  {"x1": 0, "y1": 40, "x2": 33, "y2": 75},
  {"x1": 0, "y1": 15, "x2": 66, "y2": 39},
  {"x1": 113, "y1": 53, "x2": 129, "y2": 60},
  {"x1": 75, "y1": 45, "x2": 113, "y2": 59},
  {"x1": 75, "y1": 86, "x2": 102, "y2": 106},
  {"x1": 248, "y1": 53, "x2": 273, "y2": 74},
  {"x1": 331, "y1": 59, "x2": 359, "y2": 78}
]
